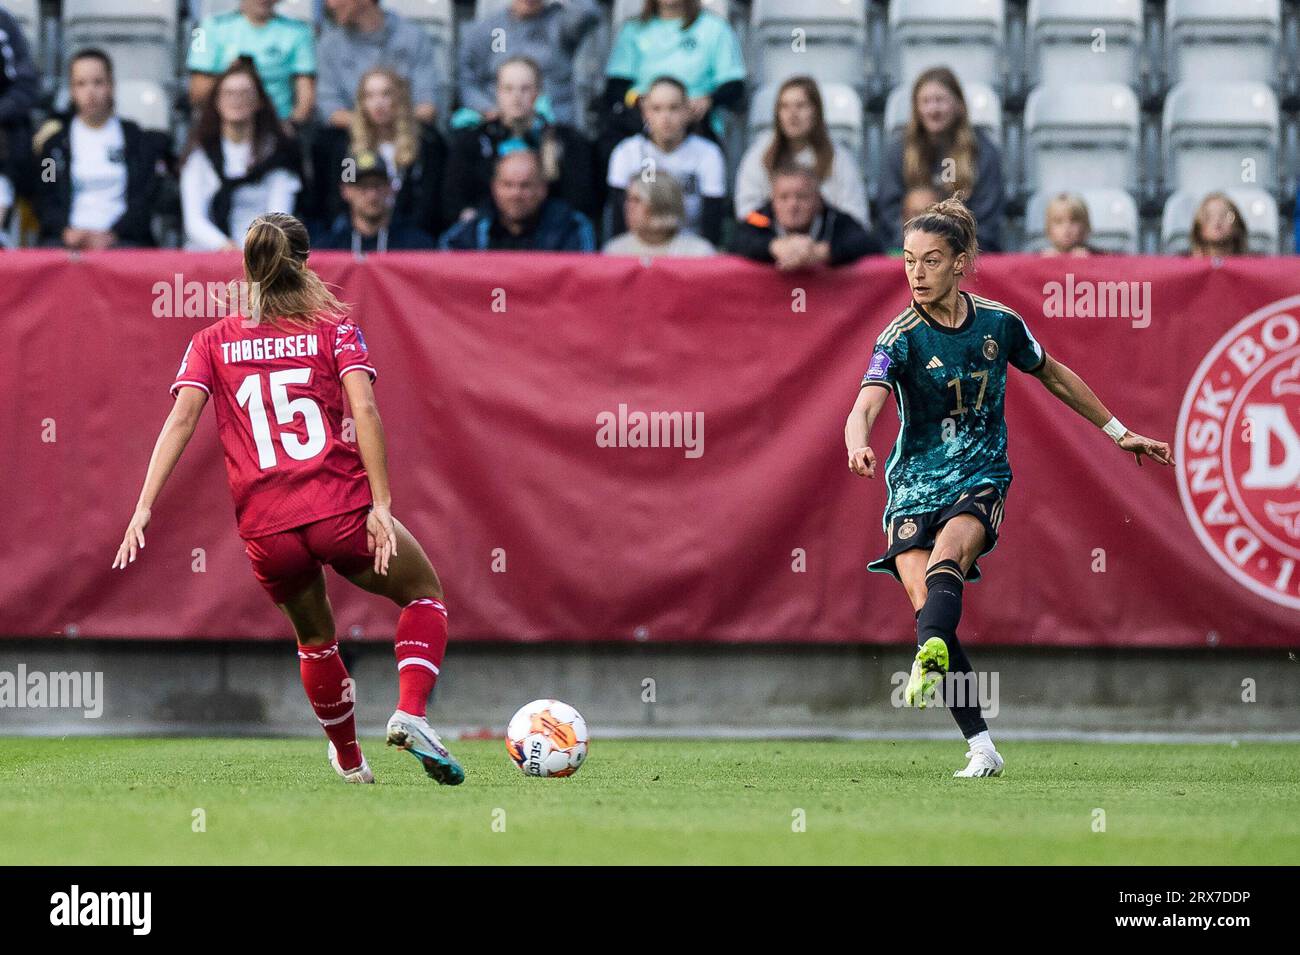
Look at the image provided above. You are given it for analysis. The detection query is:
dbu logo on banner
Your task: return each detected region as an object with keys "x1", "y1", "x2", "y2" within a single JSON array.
[{"x1": 1177, "y1": 296, "x2": 1300, "y2": 610}]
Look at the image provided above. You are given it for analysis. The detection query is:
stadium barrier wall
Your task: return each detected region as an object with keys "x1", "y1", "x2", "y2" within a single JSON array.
[{"x1": 1, "y1": 251, "x2": 1296, "y2": 648}]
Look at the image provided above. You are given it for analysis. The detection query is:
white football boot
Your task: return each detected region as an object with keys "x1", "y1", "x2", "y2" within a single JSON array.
[
  {"x1": 386, "y1": 711, "x2": 465, "y2": 785},
  {"x1": 953, "y1": 748, "x2": 1004, "y2": 778},
  {"x1": 328, "y1": 741, "x2": 375, "y2": 783}
]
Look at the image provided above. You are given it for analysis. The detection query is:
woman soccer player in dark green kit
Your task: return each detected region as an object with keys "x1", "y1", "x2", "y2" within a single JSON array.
[{"x1": 844, "y1": 197, "x2": 1173, "y2": 777}]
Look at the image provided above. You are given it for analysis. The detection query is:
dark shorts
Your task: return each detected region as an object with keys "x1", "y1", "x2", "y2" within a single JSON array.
[
  {"x1": 868, "y1": 485, "x2": 1006, "y2": 583},
  {"x1": 243, "y1": 506, "x2": 373, "y2": 604}
]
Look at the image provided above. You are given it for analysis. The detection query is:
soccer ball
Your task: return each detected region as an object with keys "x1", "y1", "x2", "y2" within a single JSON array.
[{"x1": 505, "y1": 699, "x2": 589, "y2": 778}]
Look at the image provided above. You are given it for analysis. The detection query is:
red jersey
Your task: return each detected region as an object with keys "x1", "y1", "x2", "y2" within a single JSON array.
[{"x1": 171, "y1": 313, "x2": 377, "y2": 539}]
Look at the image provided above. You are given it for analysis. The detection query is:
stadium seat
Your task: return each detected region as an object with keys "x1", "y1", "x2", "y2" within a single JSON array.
[
  {"x1": 1160, "y1": 187, "x2": 1278, "y2": 254},
  {"x1": 114, "y1": 78, "x2": 171, "y2": 132},
  {"x1": 749, "y1": 0, "x2": 868, "y2": 91},
  {"x1": 883, "y1": 80, "x2": 1001, "y2": 141},
  {"x1": 888, "y1": 0, "x2": 1005, "y2": 92},
  {"x1": 1024, "y1": 188, "x2": 1139, "y2": 254},
  {"x1": 1162, "y1": 81, "x2": 1278, "y2": 197},
  {"x1": 64, "y1": 0, "x2": 179, "y2": 89},
  {"x1": 1166, "y1": 0, "x2": 1280, "y2": 87},
  {"x1": 748, "y1": 81, "x2": 863, "y2": 167},
  {"x1": 1026, "y1": 0, "x2": 1142, "y2": 87},
  {"x1": 1023, "y1": 83, "x2": 1139, "y2": 194}
]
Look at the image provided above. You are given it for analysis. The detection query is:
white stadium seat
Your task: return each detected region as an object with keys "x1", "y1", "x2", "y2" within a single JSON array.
[
  {"x1": 1024, "y1": 188, "x2": 1139, "y2": 254},
  {"x1": 64, "y1": 0, "x2": 178, "y2": 88},
  {"x1": 1162, "y1": 81, "x2": 1278, "y2": 197},
  {"x1": 1027, "y1": 0, "x2": 1142, "y2": 87},
  {"x1": 1023, "y1": 83, "x2": 1139, "y2": 193},
  {"x1": 1161, "y1": 187, "x2": 1278, "y2": 254},
  {"x1": 888, "y1": 0, "x2": 1005, "y2": 92},
  {"x1": 750, "y1": 0, "x2": 868, "y2": 90},
  {"x1": 115, "y1": 78, "x2": 171, "y2": 132},
  {"x1": 1166, "y1": 0, "x2": 1280, "y2": 87},
  {"x1": 883, "y1": 80, "x2": 1001, "y2": 141},
  {"x1": 749, "y1": 81, "x2": 863, "y2": 167}
]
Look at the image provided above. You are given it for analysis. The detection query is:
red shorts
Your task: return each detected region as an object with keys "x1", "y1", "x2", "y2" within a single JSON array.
[{"x1": 243, "y1": 506, "x2": 373, "y2": 603}]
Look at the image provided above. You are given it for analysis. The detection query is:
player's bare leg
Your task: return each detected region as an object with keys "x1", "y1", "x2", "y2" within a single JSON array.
[
  {"x1": 898, "y1": 516, "x2": 1004, "y2": 777},
  {"x1": 276, "y1": 568, "x2": 337, "y2": 645},
  {"x1": 344, "y1": 517, "x2": 464, "y2": 785},
  {"x1": 277, "y1": 571, "x2": 374, "y2": 783}
]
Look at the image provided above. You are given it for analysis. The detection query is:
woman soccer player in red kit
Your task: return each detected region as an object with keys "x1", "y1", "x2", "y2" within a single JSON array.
[{"x1": 111, "y1": 212, "x2": 463, "y2": 786}]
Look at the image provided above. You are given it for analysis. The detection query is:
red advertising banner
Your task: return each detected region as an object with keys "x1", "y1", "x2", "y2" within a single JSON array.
[{"x1": 0, "y1": 251, "x2": 1296, "y2": 647}]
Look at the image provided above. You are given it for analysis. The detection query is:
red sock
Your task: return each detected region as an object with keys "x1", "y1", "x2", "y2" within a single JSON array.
[
  {"x1": 298, "y1": 640, "x2": 363, "y2": 771},
  {"x1": 394, "y1": 598, "x2": 449, "y2": 719}
]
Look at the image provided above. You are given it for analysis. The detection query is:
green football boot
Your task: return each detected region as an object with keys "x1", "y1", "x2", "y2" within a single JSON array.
[{"x1": 904, "y1": 636, "x2": 949, "y2": 708}]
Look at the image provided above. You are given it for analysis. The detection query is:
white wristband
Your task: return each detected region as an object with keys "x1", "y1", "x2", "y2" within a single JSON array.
[{"x1": 1102, "y1": 416, "x2": 1127, "y2": 442}]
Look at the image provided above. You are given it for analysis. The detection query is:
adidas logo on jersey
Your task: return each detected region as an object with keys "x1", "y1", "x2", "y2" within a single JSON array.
[{"x1": 926, "y1": 356, "x2": 944, "y2": 370}]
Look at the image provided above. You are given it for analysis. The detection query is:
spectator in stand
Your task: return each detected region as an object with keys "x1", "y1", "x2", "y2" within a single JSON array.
[
  {"x1": 606, "y1": 76, "x2": 725, "y2": 246},
  {"x1": 730, "y1": 164, "x2": 880, "y2": 269},
  {"x1": 187, "y1": 0, "x2": 316, "y2": 128},
  {"x1": 603, "y1": 171, "x2": 715, "y2": 257},
  {"x1": 734, "y1": 76, "x2": 866, "y2": 226},
  {"x1": 317, "y1": 0, "x2": 439, "y2": 129},
  {"x1": 181, "y1": 58, "x2": 303, "y2": 251},
  {"x1": 601, "y1": 0, "x2": 745, "y2": 152},
  {"x1": 315, "y1": 148, "x2": 432, "y2": 252},
  {"x1": 903, "y1": 186, "x2": 942, "y2": 221},
  {"x1": 33, "y1": 49, "x2": 167, "y2": 249},
  {"x1": 308, "y1": 67, "x2": 444, "y2": 237},
  {"x1": 878, "y1": 184, "x2": 941, "y2": 254},
  {"x1": 883, "y1": 186, "x2": 942, "y2": 254},
  {"x1": 0, "y1": 4, "x2": 39, "y2": 238},
  {"x1": 1189, "y1": 192, "x2": 1248, "y2": 258},
  {"x1": 1041, "y1": 192, "x2": 1097, "y2": 257},
  {"x1": 439, "y1": 149, "x2": 594, "y2": 251},
  {"x1": 444, "y1": 57, "x2": 596, "y2": 225},
  {"x1": 458, "y1": 0, "x2": 601, "y2": 129},
  {"x1": 877, "y1": 67, "x2": 1004, "y2": 251}
]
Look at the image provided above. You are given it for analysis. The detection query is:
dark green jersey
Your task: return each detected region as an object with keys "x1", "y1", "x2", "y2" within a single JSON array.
[{"x1": 861, "y1": 291, "x2": 1046, "y2": 527}]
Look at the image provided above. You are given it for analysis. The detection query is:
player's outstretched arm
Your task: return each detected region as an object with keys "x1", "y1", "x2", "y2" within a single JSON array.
[
  {"x1": 1031, "y1": 355, "x2": 1174, "y2": 467},
  {"x1": 845, "y1": 384, "x2": 890, "y2": 477},
  {"x1": 112, "y1": 387, "x2": 208, "y2": 569},
  {"x1": 342, "y1": 370, "x2": 397, "y2": 576}
]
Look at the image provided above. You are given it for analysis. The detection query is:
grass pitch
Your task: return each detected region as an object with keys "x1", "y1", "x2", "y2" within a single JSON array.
[{"x1": 1, "y1": 737, "x2": 1297, "y2": 865}]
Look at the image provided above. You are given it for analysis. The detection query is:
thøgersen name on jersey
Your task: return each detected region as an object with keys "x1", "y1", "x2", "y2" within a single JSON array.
[{"x1": 220, "y1": 334, "x2": 320, "y2": 364}]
